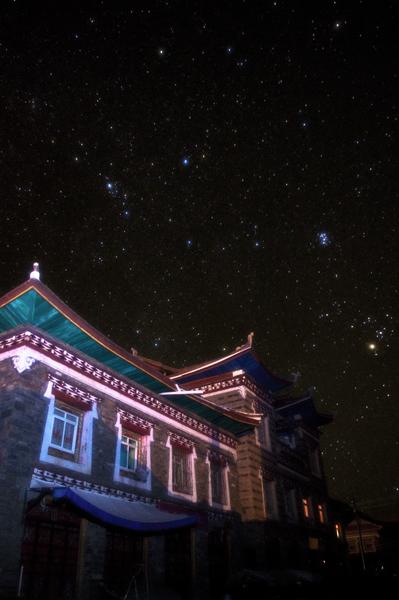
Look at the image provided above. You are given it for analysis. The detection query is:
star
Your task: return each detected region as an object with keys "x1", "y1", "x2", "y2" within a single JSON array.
[{"x1": 317, "y1": 233, "x2": 330, "y2": 246}]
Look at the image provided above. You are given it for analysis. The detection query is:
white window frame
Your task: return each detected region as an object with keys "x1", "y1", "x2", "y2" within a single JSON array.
[
  {"x1": 40, "y1": 381, "x2": 97, "y2": 474},
  {"x1": 50, "y1": 406, "x2": 79, "y2": 453},
  {"x1": 206, "y1": 453, "x2": 231, "y2": 510},
  {"x1": 120, "y1": 433, "x2": 139, "y2": 471},
  {"x1": 166, "y1": 435, "x2": 197, "y2": 502},
  {"x1": 114, "y1": 412, "x2": 153, "y2": 491}
]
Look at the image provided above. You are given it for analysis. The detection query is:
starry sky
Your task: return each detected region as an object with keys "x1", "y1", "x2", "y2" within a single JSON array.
[{"x1": 1, "y1": 0, "x2": 398, "y2": 519}]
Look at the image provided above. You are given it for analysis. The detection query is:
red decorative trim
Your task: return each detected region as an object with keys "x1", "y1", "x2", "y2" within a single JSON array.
[
  {"x1": 168, "y1": 430, "x2": 195, "y2": 452},
  {"x1": 117, "y1": 408, "x2": 152, "y2": 434},
  {"x1": 54, "y1": 390, "x2": 92, "y2": 412},
  {"x1": 121, "y1": 421, "x2": 149, "y2": 436},
  {"x1": 0, "y1": 332, "x2": 237, "y2": 448},
  {"x1": 208, "y1": 450, "x2": 228, "y2": 466},
  {"x1": 48, "y1": 374, "x2": 100, "y2": 406},
  {"x1": 0, "y1": 331, "x2": 238, "y2": 448}
]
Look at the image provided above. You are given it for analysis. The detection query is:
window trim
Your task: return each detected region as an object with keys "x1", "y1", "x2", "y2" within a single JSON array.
[
  {"x1": 114, "y1": 412, "x2": 153, "y2": 490},
  {"x1": 49, "y1": 404, "x2": 80, "y2": 456},
  {"x1": 40, "y1": 381, "x2": 98, "y2": 474},
  {"x1": 120, "y1": 432, "x2": 139, "y2": 472},
  {"x1": 261, "y1": 475, "x2": 278, "y2": 520},
  {"x1": 171, "y1": 444, "x2": 193, "y2": 495},
  {"x1": 166, "y1": 433, "x2": 197, "y2": 502},
  {"x1": 206, "y1": 451, "x2": 231, "y2": 510}
]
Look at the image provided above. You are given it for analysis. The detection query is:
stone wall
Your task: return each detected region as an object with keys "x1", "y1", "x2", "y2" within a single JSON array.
[{"x1": 0, "y1": 355, "x2": 241, "y2": 598}]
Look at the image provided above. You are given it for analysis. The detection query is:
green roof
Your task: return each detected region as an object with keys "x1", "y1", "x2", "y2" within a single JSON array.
[{"x1": 0, "y1": 279, "x2": 258, "y2": 435}]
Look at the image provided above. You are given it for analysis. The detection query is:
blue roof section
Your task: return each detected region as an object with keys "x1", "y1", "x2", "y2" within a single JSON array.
[
  {"x1": 276, "y1": 396, "x2": 333, "y2": 428},
  {"x1": 172, "y1": 346, "x2": 293, "y2": 393}
]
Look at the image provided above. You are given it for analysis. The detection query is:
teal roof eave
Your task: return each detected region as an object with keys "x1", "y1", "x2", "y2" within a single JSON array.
[{"x1": 0, "y1": 281, "x2": 256, "y2": 435}]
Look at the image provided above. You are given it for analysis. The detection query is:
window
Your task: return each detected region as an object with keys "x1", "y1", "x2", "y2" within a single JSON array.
[
  {"x1": 114, "y1": 411, "x2": 153, "y2": 489},
  {"x1": 302, "y1": 497, "x2": 313, "y2": 520},
  {"x1": 120, "y1": 433, "x2": 139, "y2": 472},
  {"x1": 40, "y1": 380, "x2": 98, "y2": 475},
  {"x1": 348, "y1": 539, "x2": 359, "y2": 554},
  {"x1": 172, "y1": 447, "x2": 192, "y2": 495},
  {"x1": 317, "y1": 503, "x2": 326, "y2": 524},
  {"x1": 120, "y1": 434, "x2": 137, "y2": 471},
  {"x1": 257, "y1": 415, "x2": 271, "y2": 450},
  {"x1": 50, "y1": 407, "x2": 79, "y2": 453},
  {"x1": 363, "y1": 537, "x2": 376, "y2": 553},
  {"x1": 262, "y1": 479, "x2": 278, "y2": 519},
  {"x1": 210, "y1": 462, "x2": 226, "y2": 504},
  {"x1": 167, "y1": 432, "x2": 197, "y2": 501},
  {"x1": 207, "y1": 452, "x2": 230, "y2": 508},
  {"x1": 335, "y1": 523, "x2": 342, "y2": 539},
  {"x1": 283, "y1": 488, "x2": 296, "y2": 520}
]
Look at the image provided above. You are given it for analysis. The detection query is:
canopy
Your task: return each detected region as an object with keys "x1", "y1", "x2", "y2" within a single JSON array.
[{"x1": 53, "y1": 487, "x2": 198, "y2": 533}]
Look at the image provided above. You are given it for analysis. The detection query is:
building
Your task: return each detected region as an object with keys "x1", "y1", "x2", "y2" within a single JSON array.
[
  {"x1": 170, "y1": 343, "x2": 336, "y2": 573},
  {"x1": 0, "y1": 268, "x2": 336, "y2": 599}
]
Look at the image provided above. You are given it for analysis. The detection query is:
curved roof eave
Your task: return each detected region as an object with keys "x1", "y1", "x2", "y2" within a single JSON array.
[
  {"x1": 171, "y1": 344, "x2": 293, "y2": 393},
  {"x1": 0, "y1": 279, "x2": 258, "y2": 435}
]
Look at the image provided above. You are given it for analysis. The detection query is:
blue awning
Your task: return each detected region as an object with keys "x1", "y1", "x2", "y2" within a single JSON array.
[{"x1": 53, "y1": 487, "x2": 198, "y2": 532}]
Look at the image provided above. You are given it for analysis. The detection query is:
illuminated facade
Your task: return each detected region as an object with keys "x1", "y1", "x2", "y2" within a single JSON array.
[
  {"x1": 0, "y1": 270, "x2": 337, "y2": 599},
  {"x1": 170, "y1": 345, "x2": 335, "y2": 573}
]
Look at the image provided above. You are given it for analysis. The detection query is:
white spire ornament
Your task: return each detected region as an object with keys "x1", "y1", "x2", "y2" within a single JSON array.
[{"x1": 30, "y1": 262, "x2": 40, "y2": 280}]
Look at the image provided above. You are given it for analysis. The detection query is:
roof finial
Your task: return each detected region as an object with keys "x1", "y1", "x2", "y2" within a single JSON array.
[
  {"x1": 30, "y1": 263, "x2": 40, "y2": 280},
  {"x1": 247, "y1": 332, "x2": 254, "y2": 346}
]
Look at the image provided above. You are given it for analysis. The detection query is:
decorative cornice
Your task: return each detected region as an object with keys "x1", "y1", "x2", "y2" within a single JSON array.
[
  {"x1": 117, "y1": 407, "x2": 153, "y2": 432},
  {"x1": 0, "y1": 331, "x2": 237, "y2": 448},
  {"x1": 167, "y1": 430, "x2": 196, "y2": 451},
  {"x1": 259, "y1": 466, "x2": 277, "y2": 480},
  {"x1": 208, "y1": 450, "x2": 229, "y2": 465},
  {"x1": 253, "y1": 398, "x2": 273, "y2": 415},
  {"x1": 201, "y1": 374, "x2": 274, "y2": 404},
  {"x1": 32, "y1": 468, "x2": 157, "y2": 505},
  {"x1": 48, "y1": 374, "x2": 101, "y2": 405}
]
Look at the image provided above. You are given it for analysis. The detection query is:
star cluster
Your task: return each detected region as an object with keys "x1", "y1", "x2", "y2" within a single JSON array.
[{"x1": 1, "y1": 0, "x2": 398, "y2": 518}]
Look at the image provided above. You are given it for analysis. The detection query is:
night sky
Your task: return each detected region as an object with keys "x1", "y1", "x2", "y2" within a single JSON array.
[{"x1": 1, "y1": 1, "x2": 398, "y2": 519}]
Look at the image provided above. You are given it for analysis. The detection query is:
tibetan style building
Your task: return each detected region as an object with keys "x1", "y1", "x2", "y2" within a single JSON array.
[{"x1": 0, "y1": 268, "x2": 337, "y2": 600}]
